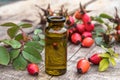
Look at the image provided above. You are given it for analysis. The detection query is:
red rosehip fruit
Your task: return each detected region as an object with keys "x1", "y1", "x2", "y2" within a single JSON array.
[
  {"x1": 117, "y1": 30, "x2": 120, "y2": 35},
  {"x1": 88, "y1": 53, "x2": 102, "y2": 65},
  {"x1": 71, "y1": 33, "x2": 82, "y2": 45},
  {"x1": 82, "y1": 31, "x2": 92, "y2": 38},
  {"x1": 66, "y1": 16, "x2": 75, "y2": 26},
  {"x1": 76, "y1": 24, "x2": 85, "y2": 34},
  {"x1": 27, "y1": 63, "x2": 39, "y2": 76},
  {"x1": 74, "y1": 10, "x2": 82, "y2": 20},
  {"x1": 77, "y1": 58, "x2": 90, "y2": 74},
  {"x1": 81, "y1": 13, "x2": 91, "y2": 24},
  {"x1": 82, "y1": 37, "x2": 94, "y2": 47},
  {"x1": 85, "y1": 22, "x2": 94, "y2": 32}
]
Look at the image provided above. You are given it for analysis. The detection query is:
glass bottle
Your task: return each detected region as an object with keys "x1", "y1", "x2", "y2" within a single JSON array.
[{"x1": 45, "y1": 15, "x2": 67, "y2": 76}]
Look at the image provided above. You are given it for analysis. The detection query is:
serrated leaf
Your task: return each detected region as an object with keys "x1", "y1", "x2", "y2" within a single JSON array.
[
  {"x1": 10, "y1": 49, "x2": 20, "y2": 60},
  {"x1": 39, "y1": 39, "x2": 45, "y2": 46},
  {"x1": 22, "y1": 47, "x2": 42, "y2": 63},
  {"x1": 109, "y1": 57, "x2": 116, "y2": 66},
  {"x1": 99, "y1": 13, "x2": 113, "y2": 19},
  {"x1": 25, "y1": 41, "x2": 43, "y2": 52},
  {"x1": 39, "y1": 34, "x2": 45, "y2": 39},
  {"x1": 34, "y1": 29, "x2": 42, "y2": 35},
  {"x1": 15, "y1": 34, "x2": 23, "y2": 41},
  {"x1": 19, "y1": 23, "x2": 32, "y2": 28},
  {"x1": 7, "y1": 26, "x2": 19, "y2": 39},
  {"x1": 99, "y1": 59, "x2": 109, "y2": 71},
  {"x1": 99, "y1": 53, "x2": 111, "y2": 58},
  {"x1": 2, "y1": 39, "x2": 21, "y2": 49},
  {"x1": 0, "y1": 46, "x2": 10, "y2": 65},
  {"x1": 13, "y1": 54, "x2": 28, "y2": 70},
  {"x1": 95, "y1": 37, "x2": 103, "y2": 45},
  {"x1": 0, "y1": 22, "x2": 19, "y2": 27}
]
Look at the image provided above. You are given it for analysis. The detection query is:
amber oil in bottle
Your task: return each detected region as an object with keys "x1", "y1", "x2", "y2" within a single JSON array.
[{"x1": 45, "y1": 16, "x2": 67, "y2": 76}]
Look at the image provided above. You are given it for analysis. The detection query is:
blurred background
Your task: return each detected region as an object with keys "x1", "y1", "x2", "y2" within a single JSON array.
[
  {"x1": 0, "y1": 0, "x2": 21, "y2": 6},
  {"x1": 0, "y1": 0, "x2": 120, "y2": 39}
]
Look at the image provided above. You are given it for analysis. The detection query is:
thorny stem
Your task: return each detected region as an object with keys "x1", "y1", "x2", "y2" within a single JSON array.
[
  {"x1": 114, "y1": 7, "x2": 120, "y2": 24},
  {"x1": 35, "y1": 5, "x2": 49, "y2": 16},
  {"x1": 20, "y1": 28, "x2": 32, "y2": 42},
  {"x1": 79, "y1": 3, "x2": 85, "y2": 14},
  {"x1": 47, "y1": 3, "x2": 50, "y2": 10}
]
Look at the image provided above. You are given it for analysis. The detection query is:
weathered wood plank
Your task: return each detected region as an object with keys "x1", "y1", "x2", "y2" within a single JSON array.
[
  {"x1": 78, "y1": 45, "x2": 120, "y2": 80},
  {"x1": 67, "y1": 43, "x2": 81, "y2": 60}
]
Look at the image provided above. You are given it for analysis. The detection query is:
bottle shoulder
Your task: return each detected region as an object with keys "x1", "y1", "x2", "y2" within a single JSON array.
[
  {"x1": 45, "y1": 27, "x2": 67, "y2": 39},
  {"x1": 45, "y1": 27, "x2": 67, "y2": 34}
]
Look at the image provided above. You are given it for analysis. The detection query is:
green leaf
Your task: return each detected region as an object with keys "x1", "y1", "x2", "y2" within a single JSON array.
[
  {"x1": 99, "y1": 13, "x2": 113, "y2": 19},
  {"x1": 34, "y1": 29, "x2": 42, "y2": 35},
  {"x1": 113, "y1": 53, "x2": 119, "y2": 58},
  {"x1": 109, "y1": 57, "x2": 116, "y2": 66},
  {"x1": 101, "y1": 45, "x2": 108, "y2": 51},
  {"x1": 13, "y1": 54, "x2": 28, "y2": 70},
  {"x1": 39, "y1": 34, "x2": 45, "y2": 39},
  {"x1": 99, "y1": 59, "x2": 109, "y2": 71},
  {"x1": 19, "y1": 23, "x2": 32, "y2": 28},
  {"x1": 25, "y1": 41, "x2": 43, "y2": 52},
  {"x1": 99, "y1": 53, "x2": 111, "y2": 58},
  {"x1": 2, "y1": 39, "x2": 21, "y2": 49},
  {"x1": 15, "y1": 34, "x2": 23, "y2": 41},
  {"x1": 94, "y1": 27, "x2": 105, "y2": 35},
  {"x1": 91, "y1": 16, "x2": 104, "y2": 23},
  {"x1": 22, "y1": 47, "x2": 42, "y2": 63},
  {"x1": 32, "y1": 35, "x2": 40, "y2": 41},
  {"x1": 0, "y1": 22, "x2": 19, "y2": 27},
  {"x1": 39, "y1": 39, "x2": 45, "y2": 46},
  {"x1": 10, "y1": 49, "x2": 20, "y2": 60},
  {"x1": 0, "y1": 46, "x2": 10, "y2": 65},
  {"x1": 7, "y1": 26, "x2": 19, "y2": 39},
  {"x1": 107, "y1": 48, "x2": 114, "y2": 55},
  {"x1": 95, "y1": 37, "x2": 103, "y2": 45}
]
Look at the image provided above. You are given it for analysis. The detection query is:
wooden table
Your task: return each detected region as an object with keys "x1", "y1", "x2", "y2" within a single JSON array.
[{"x1": 0, "y1": 43, "x2": 120, "y2": 80}]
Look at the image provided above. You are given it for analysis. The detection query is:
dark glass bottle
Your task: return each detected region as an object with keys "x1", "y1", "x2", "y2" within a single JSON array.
[{"x1": 45, "y1": 16, "x2": 67, "y2": 76}]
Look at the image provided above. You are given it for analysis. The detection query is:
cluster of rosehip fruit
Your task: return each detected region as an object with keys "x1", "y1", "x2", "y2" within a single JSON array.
[
  {"x1": 77, "y1": 53, "x2": 102, "y2": 74},
  {"x1": 66, "y1": 4, "x2": 94, "y2": 47}
]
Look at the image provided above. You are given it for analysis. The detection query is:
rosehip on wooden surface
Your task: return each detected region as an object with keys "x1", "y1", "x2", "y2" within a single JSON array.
[
  {"x1": 117, "y1": 30, "x2": 120, "y2": 34},
  {"x1": 74, "y1": 3, "x2": 86, "y2": 20},
  {"x1": 85, "y1": 22, "x2": 94, "y2": 32},
  {"x1": 71, "y1": 33, "x2": 82, "y2": 45},
  {"x1": 82, "y1": 31, "x2": 92, "y2": 38},
  {"x1": 74, "y1": 10, "x2": 83, "y2": 20},
  {"x1": 76, "y1": 24, "x2": 85, "y2": 34},
  {"x1": 68, "y1": 27, "x2": 77, "y2": 40},
  {"x1": 88, "y1": 53, "x2": 102, "y2": 65},
  {"x1": 115, "y1": 24, "x2": 120, "y2": 30},
  {"x1": 66, "y1": 16, "x2": 75, "y2": 26},
  {"x1": 77, "y1": 58, "x2": 90, "y2": 74},
  {"x1": 82, "y1": 13, "x2": 91, "y2": 24},
  {"x1": 27, "y1": 63, "x2": 39, "y2": 76},
  {"x1": 82, "y1": 37, "x2": 94, "y2": 47}
]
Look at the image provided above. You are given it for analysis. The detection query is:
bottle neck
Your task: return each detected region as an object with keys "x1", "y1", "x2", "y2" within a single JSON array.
[
  {"x1": 48, "y1": 22, "x2": 64, "y2": 31},
  {"x1": 47, "y1": 16, "x2": 65, "y2": 30}
]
